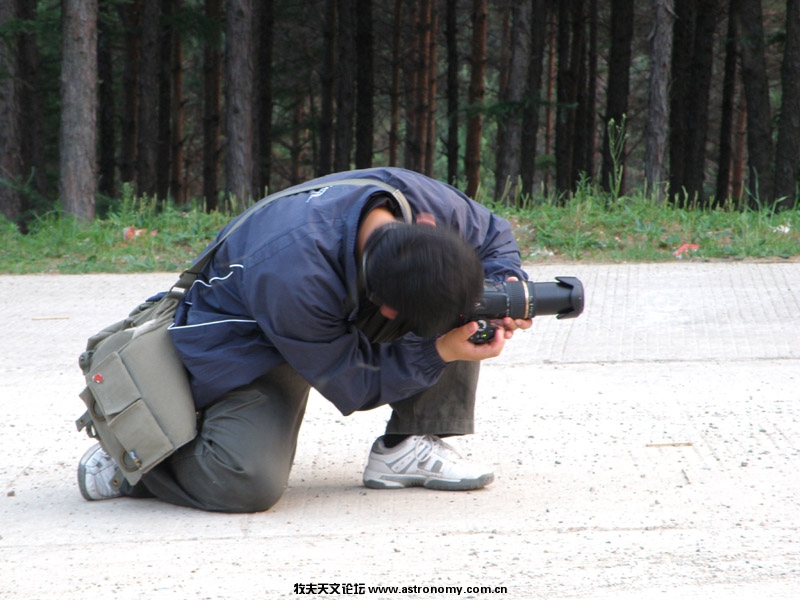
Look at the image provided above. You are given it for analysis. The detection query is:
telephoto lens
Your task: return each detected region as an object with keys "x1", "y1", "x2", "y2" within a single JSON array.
[{"x1": 467, "y1": 276, "x2": 584, "y2": 344}]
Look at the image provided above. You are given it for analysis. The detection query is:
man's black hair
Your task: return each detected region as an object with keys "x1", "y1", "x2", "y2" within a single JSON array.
[{"x1": 362, "y1": 223, "x2": 484, "y2": 338}]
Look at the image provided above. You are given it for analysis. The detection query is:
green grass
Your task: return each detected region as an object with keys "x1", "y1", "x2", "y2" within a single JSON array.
[
  {"x1": 0, "y1": 196, "x2": 230, "y2": 274},
  {"x1": 489, "y1": 187, "x2": 800, "y2": 263},
  {"x1": 2, "y1": 188, "x2": 799, "y2": 274}
]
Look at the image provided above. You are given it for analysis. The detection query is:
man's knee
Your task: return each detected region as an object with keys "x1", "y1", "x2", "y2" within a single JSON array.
[{"x1": 213, "y1": 463, "x2": 289, "y2": 513}]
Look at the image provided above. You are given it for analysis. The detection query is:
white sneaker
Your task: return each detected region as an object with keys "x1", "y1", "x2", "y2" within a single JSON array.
[
  {"x1": 363, "y1": 435, "x2": 494, "y2": 490},
  {"x1": 77, "y1": 443, "x2": 124, "y2": 501}
]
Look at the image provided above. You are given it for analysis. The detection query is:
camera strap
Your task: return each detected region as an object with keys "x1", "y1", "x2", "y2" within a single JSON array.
[{"x1": 172, "y1": 178, "x2": 412, "y2": 292}]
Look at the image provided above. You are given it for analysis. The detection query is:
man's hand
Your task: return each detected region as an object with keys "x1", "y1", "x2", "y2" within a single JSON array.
[
  {"x1": 435, "y1": 275, "x2": 534, "y2": 362},
  {"x1": 435, "y1": 321, "x2": 506, "y2": 362},
  {"x1": 496, "y1": 315, "x2": 533, "y2": 340}
]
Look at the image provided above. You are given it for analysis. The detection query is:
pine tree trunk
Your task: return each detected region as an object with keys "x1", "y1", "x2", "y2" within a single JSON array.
[
  {"x1": 170, "y1": 0, "x2": 185, "y2": 204},
  {"x1": 668, "y1": 0, "x2": 695, "y2": 203},
  {"x1": 137, "y1": 0, "x2": 160, "y2": 198},
  {"x1": 555, "y1": 1, "x2": 575, "y2": 195},
  {"x1": 415, "y1": 0, "x2": 432, "y2": 174},
  {"x1": 521, "y1": 0, "x2": 549, "y2": 198},
  {"x1": 334, "y1": 0, "x2": 356, "y2": 172},
  {"x1": 683, "y1": 0, "x2": 718, "y2": 205},
  {"x1": 645, "y1": 0, "x2": 674, "y2": 203},
  {"x1": 157, "y1": 0, "x2": 174, "y2": 201},
  {"x1": 584, "y1": 0, "x2": 598, "y2": 180},
  {"x1": 98, "y1": 9, "x2": 116, "y2": 199},
  {"x1": 355, "y1": 0, "x2": 374, "y2": 169},
  {"x1": 774, "y1": 0, "x2": 800, "y2": 209},
  {"x1": 0, "y1": 0, "x2": 24, "y2": 222},
  {"x1": 445, "y1": 0, "x2": 458, "y2": 184},
  {"x1": 404, "y1": 0, "x2": 422, "y2": 173},
  {"x1": 465, "y1": 0, "x2": 487, "y2": 198},
  {"x1": 736, "y1": 0, "x2": 774, "y2": 204},
  {"x1": 731, "y1": 90, "x2": 747, "y2": 203},
  {"x1": 118, "y1": 0, "x2": 141, "y2": 185},
  {"x1": 424, "y1": 3, "x2": 439, "y2": 176},
  {"x1": 253, "y1": 0, "x2": 274, "y2": 196},
  {"x1": 601, "y1": 0, "x2": 633, "y2": 195},
  {"x1": 390, "y1": 0, "x2": 403, "y2": 167},
  {"x1": 570, "y1": 0, "x2": 588, "y2": 187},
  {"x1": 19, "y1": 0, "x2": 48, "y2": 206},
  {"x1": 715, "y1": 0, "x2": 739, "y2": 206},
  {"x1": 59, "y1": 0, "x2": 97, "y2": 221},
  {"x1": 225, "y1": 0, "x2": 255, "y2": 209},
  {"x1": 318, "y1": 0, "x2": 336, "y2": 176},
  {"x1": 202, "y1": 0, "x2": 222, "y2": 210},
  {"x1": 495, "y1": 0, "x2": 532, "y2": 204}
]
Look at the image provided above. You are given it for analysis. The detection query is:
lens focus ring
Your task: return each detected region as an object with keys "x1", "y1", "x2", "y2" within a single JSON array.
[{"x1": 504, "y1": 281, "x2": 531, "y2": 319}]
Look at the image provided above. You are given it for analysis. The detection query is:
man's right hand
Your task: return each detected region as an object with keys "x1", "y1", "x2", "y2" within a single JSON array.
[{"x1": 435, "y1": 321, "x2": 506, "y2": 362}]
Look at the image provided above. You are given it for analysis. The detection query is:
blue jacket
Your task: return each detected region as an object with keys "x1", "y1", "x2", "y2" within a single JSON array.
[{"x1": 168, "y1": 168, "x2": 526, "y2": 415}]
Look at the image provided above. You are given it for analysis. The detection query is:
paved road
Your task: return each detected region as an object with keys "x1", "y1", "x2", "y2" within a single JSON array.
[{"x1": 1, "y1": 262, "x2": 799, "y2": 599}]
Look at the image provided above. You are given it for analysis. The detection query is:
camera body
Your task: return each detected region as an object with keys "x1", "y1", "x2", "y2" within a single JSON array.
[{"x1": 466, "y1": 276, "x2": 584, "y2": 344}]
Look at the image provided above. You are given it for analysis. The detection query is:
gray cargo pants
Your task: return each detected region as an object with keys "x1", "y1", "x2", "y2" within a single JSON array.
[{"x1": 130, "y1": 304, "x2": 480, "y2": 513}]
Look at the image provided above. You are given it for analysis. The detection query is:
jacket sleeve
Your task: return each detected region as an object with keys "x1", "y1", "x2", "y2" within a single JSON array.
[
  {"x1": 457, "y1": 197, "x2": 527, "y2": 282},
  {"x1": 240, "y1": 260, "x2": 447, "y2": 415}
]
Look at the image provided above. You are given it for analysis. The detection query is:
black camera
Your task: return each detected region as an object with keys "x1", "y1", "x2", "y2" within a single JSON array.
[{"x1": 466, "y1": 276, "x2": 584, "y2": 344}]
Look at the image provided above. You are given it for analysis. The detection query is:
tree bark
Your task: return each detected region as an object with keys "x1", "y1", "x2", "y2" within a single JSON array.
[
  {"x1": 59, "y1": 0, "x2": 97, "y2": 221},
  {"x1": 390, "y1": 0, "x2": 403, "y2": 167},
  {"x1": 225, "y1": 0, "x2": 255, "y2": 209},
  {"x1": 521, "y1": 0, "x2": 549, "y2": 198},
  {"x1": 715, "y1": 0, "x2": 739, "y2": 206},
  {"x1": 19, "y1": 0, "x2": 47, "y2": 207},
  {"x1": 736, "y1": 0, "x2": 774, "y2": 204},
  {"x1": 117, "y1": 0, "x2": 141, "y2": 185},
  {"x1": 318, "y1": 0, "x2": 336, "y2": 176},
  {"x1": 0, "y1": 0, "x2": 24, "y2": 222},
  {"x1": 425, "y1": 4, "x2": 439, "y2": 176},
  {"x1": 157, "y1": 0, "x2": 174, "y2": 201},
  {"x1": 583, "y1": 0, "x2": 598, "y2": 180},
  {"x1": 644, "y1": 0, "x2": 674, "y2": 203},
  {"x1": 683, "y1": 0, "x2": 718, "y2": 205},
  {"x1": 170, "y1": 0, "x2": 185, "y2": 204},
  {"x1": 570, "y1": 0, "x2": 588, "y2": 186},
  {"x1": 601, "y1": 0, "x2": 634, "y2": 195},
  {"x1": 202, "y1": 0, "x2": 222, "y2": 210},
  {"x1": 445, "y1": 0, "x2": 459, "y2": 184},
  {"x1": 136, "y1": 0, "x2": 160, "y2": 198},
  {"x1": 355, "y1": 0, "x2": 374, "y2": 169},
  {"x1": 253, "y1": 0, "x2": 274, "y2": 196},
  {"x1": 495, "y1": 0, "x2": 532, "y2": 204},
  {"x1": 334, "y1": 0, "x2": 356, "y2": 172},
  {"x1": 414, "y1": 0, "x2": 432, "y2": 174},
  {"x1": 97, "y1": 7, "x2": 116, "y2": 199},
  {"x1": 555, "y1": 1, "x2": 577, "y2": 195},
  {"x1": 668, "y1": 0, "x2": 695, "y2": 203},
  {"x1": 774, "y1": 0, "x2": 800, "y2": 209},
  {"x1": 465, "y1": 0, "x2": 487, "y2": 198},
  {"x1": 404, "y1": 0, "x2": 422, "y2": 172}
]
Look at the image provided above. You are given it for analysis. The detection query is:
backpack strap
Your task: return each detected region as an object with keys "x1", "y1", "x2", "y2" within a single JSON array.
[{"x1": 172, "y1": 178, "x2": 413, "y2": 291}]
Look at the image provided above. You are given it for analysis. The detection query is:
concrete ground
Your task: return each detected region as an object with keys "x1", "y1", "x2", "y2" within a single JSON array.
[{"x1": 1, "y1": 262, "x2": 799, "y2": 599}]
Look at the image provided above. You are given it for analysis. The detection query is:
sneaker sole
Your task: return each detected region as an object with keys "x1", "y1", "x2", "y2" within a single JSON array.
[{"x1": 363, "y1": 471, "x2": 494, "y2": 491}]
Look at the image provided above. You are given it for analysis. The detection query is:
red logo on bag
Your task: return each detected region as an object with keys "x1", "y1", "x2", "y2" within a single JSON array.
[{"x1": 92, "y1": 373, "x2": 104, "y2": 384}]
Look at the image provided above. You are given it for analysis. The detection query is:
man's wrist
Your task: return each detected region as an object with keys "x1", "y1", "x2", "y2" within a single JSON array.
[{"x1": 435, "y1": 336, "x2": 453, "y2": 362}]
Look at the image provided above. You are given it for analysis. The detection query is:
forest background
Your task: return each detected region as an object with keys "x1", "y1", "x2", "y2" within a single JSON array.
[{"x1": 1, "y1": 0, "x2": 800, "y2": 272}]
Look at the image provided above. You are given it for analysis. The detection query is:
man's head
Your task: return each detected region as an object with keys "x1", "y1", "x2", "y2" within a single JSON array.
[{"x1": 361, "y1": 222, "x2": 484, "y2": 338}]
